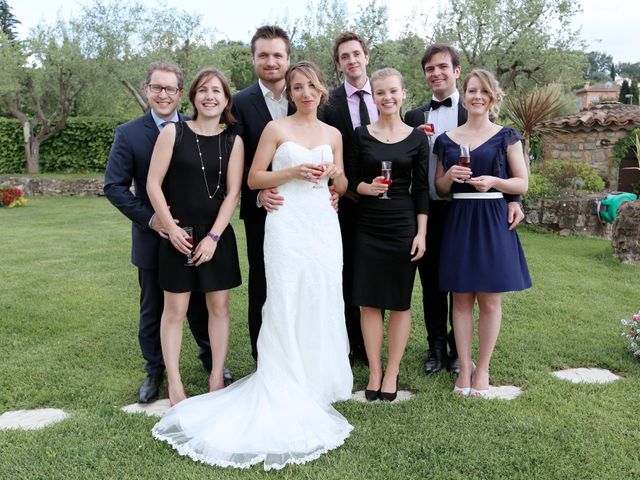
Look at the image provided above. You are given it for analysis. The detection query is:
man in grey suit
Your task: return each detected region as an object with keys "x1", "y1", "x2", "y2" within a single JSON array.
[
  {"x1": 405, "y1": 44, "x2": 525, "y2": 375},
  {"x1": 105, "y1": 62, "x2": 227, "y2": 403}
]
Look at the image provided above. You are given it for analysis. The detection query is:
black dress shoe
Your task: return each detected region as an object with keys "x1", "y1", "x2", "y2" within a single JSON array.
[
  {"x1": 423, "y1": 350, "x2": 444, "y2": 375},
  {"x1": 223, "y1": 367, "x2": 233, "y2": 383},
  {"x1": 447, "y1": 356, "x2": 460, "y2": 374},
  {"x1": 138, "y1": 373, "x2": 163, "y2": 403}
]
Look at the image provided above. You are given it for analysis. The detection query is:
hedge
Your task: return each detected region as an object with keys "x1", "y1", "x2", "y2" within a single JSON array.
[
  {"x1": 613, "y1": 127, "x2": 640, "y2": 166},
  {"x1": 0, "y1": 117, "x2": 130, "y2": 174}
]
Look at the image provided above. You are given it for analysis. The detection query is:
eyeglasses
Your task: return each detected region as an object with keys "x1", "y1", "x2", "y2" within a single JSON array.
[{"x1": 147, "y1": 84, "x2": 181, "y2": 96}]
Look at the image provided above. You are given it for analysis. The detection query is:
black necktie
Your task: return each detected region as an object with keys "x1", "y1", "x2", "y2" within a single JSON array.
[
  {"x1": 356, "y1": 90, "x2": 370, "y2": 126},
  {"x1": 429, "y1": 97, "x2": 452, "y2": 110}
]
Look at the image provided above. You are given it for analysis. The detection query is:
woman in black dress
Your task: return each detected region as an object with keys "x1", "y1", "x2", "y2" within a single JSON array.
[
  {"x1": 147, "y1": 68, "x2": 244, "y2": 404},
  {"x1": 347, "y1": 68, "x2": 429, "y2": 401}
]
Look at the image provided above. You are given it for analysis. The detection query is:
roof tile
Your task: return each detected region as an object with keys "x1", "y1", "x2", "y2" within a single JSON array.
[{"x1": 541, "y1": 102, "x2": 640, "y2": 129}]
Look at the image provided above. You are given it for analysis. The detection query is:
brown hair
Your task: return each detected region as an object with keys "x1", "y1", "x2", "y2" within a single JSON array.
[
  {"x1": 145, "y1": 61, "x2": 184, "y2": 90},
  {"x1": 332, "y1": 31, "x2": 369, "y2": 63},
  {"x1": 462, "y1": 68, "x2": 504, "y2": 116},
  {"x1": 285, "y1": 61, "x2": 330, "y2": 108},
  {"x1": 421, "y1": 43, "x2": 461, "y2": 72},
  {"x1": 188, "y1": 67, "x2": 236, "y2": 124},
  {"x1": 370, "y1": 67, "x2": 405, "y2": 89},
  {"x1": 250, "y1": 25, "x2": 291, "y2": 57}
]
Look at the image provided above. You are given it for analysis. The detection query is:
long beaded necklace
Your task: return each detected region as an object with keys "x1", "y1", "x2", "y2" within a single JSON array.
[{"x1": 194, "y1": 129, "x2": 222, "y2": 199}]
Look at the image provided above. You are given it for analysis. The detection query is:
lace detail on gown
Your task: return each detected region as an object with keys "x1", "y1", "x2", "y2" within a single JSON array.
[{"x1": 152, "y1": 141, "x2": 353, "y2": 471}]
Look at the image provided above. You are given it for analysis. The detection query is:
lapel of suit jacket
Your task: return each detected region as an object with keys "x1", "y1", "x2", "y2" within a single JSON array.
[
  {"x1": 457, "y1": 101, "x2": 467, "y2": 127},
  {"x1": 250, "y1": 82, "x2": 275, "y2": 125},
  {"x1": 336, "y1": 85, "x2": 354, "y2": 131},
  {"x1": 143, "y1": 111, "x2": 159, "y2": 146}
]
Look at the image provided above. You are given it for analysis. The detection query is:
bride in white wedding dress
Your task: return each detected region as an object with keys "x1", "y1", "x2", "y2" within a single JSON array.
[{"x1": 152, "y1": 61, "x2": 353, "y2": 470}]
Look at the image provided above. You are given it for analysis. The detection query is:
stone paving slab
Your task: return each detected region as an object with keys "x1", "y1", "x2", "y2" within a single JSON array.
[
  {"x1": 351, "y1": 390, "x2": 414, "y2": 403},
  {"x1": 483, "y1": 385, "x2": 523, "y2": 400},
  {"x1": 121, "y1": 399, "x2": 170, "y2": 418},
  {"x1": 552, "y1": 368, "x2": 621, "y2": 384},
  {"x1": 0, "y1": 408, "x2": 69, "y2": 430}
]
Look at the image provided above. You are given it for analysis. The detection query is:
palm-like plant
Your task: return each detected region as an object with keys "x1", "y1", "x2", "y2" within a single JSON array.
[{"x1": 503, "y1": 84, "x2": 566, "y2": 172}]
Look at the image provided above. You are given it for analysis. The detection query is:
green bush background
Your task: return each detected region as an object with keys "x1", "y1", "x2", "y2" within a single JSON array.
[{"x1": 0, "y1": 117, "x2": 127, "y2": 174}]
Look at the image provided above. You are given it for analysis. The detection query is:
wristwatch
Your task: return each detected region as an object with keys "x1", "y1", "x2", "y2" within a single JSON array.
[{"x1": 207, "y1": 232, "x2": 220, "y2": 242}]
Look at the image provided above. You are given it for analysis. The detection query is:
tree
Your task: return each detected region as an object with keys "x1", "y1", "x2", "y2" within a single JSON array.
[
  {"x1": 0, "y1": 23, "x2": 86, "y2": 172},
  {"x1": 432, "y1": 0, "x2": 586, "y2": 91},
  {"x1": 71, "y1": 0, "x2": 217, "y2": 115},
  {"x1": 585, "y1": 51, "x2": 613, "y2": 81},
  {"x1": 619, "y1": 79, "x2": 631, "y2": 103},
  {"x1": 617, "y1": 62, "x2": 640, "y2": 82},
  {"x1": 502, "y1": 84, "x2": 566, "y2": 171},
  {"x1": 0, "y1": 0, "x2": 20, "y2": 42},
  {"x1": 282, "y1": 0, "x2": 389, "y2": 87},
  {"x1": 631, "y1": 79, "x2": 639, "y2": 106}
]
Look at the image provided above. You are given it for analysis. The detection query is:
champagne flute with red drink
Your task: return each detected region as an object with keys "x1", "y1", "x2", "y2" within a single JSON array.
[
  {"x1": 183, "y1": 226, "x2": 195, "y2": 267},
  {"x1": 422, "y1": 110, "x2": 434, "y2": 135},
  {"x1": 311, "y1": 149, "x2": 325, "y2": 188},
  {"x1": 458, "y1": 144, "x2": 471, "y2": 168},
  {"x1": 379, "y1": 161, "x2": 392, "y2": 200}
]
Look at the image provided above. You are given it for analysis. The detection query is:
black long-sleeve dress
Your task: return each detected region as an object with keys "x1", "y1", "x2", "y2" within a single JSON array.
[{"x1": 347, "y1": 127, "x2": 430, "y2": 311}]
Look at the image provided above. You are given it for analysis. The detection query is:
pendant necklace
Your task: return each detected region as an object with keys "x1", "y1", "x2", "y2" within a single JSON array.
[{"x1": 194, "y1": 130, "x2": 222, "y2": 199}]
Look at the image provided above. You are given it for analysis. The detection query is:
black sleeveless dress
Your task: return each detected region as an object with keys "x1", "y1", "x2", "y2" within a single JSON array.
[{"x1": 158, "y1": 122, "x2": 241, "y2": 293}]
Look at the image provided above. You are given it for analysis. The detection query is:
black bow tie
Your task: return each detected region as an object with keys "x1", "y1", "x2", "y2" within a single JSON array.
[{"x1": 429, "y1": 97, "x2": 452, "y2": 110}]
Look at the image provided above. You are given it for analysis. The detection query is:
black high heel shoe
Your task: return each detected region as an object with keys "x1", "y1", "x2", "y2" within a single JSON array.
[
  {"x1": 364, "y1": 387, "x2": 380, "y2": 401},
  {"x1": 364, "y1": 375, "x2": 383, "y2": 402},
  {"x1": 378, "y1": 374, "x2": 399, "y2": 402}
]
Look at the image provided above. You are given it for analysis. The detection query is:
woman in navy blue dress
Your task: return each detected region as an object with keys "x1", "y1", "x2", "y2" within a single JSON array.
[{"x1": 434, "y1": 69, "x2": 531, "y2": 398}]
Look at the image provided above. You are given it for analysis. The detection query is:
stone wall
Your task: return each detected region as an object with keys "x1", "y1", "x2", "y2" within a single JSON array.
[
  {"x1": 612, "y1": 201, "x2": 640, "y2": 264},
  {"x1": 0, "y1": 176, "x2": 104, "y2": 197},
  {"x1": 541, "y1": 128, "x2": 629, "y2": 187},
  {"x1": 524, "y1": 195, "x2": 613, "y2": 239}
]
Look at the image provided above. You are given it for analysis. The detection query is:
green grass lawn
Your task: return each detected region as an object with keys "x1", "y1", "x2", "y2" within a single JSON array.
[{"x1": 1, "y1": 196, "x2": 639, "y2": 479}]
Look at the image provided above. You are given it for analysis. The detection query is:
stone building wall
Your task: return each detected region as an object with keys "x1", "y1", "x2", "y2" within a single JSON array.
[{"x1": 541, "y1": 128, "x2": 630, "y2": 186}]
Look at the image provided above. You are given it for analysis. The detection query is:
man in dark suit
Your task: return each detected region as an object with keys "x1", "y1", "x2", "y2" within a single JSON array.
[
  {"x1": 104, "y1": 62, "x2": 219, "y2": 403},
  {"x1": 230, "y1": 26, "x2": 292, "y2": 361},
  {"x1": 320, "y1": 31, "x2": 378, "y2": 364},
  {"x1": 405, "y1": 44, "x2": 524, "y2": 375}
]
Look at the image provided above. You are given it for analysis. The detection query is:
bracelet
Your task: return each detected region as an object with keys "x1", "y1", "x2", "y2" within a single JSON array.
[{"x1": 207, "y1": 232, "x2": 220, "y2": 242}]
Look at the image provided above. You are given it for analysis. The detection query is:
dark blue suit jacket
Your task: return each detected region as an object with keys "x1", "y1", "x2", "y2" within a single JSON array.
[{"x1": 104, "y1": 111, "x2": 186, "y2": 269}]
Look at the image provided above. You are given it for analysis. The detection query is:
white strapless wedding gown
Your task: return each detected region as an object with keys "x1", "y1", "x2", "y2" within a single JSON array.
[{"x1": 152, "y1": 142, "x2": 353, "y2": 470}]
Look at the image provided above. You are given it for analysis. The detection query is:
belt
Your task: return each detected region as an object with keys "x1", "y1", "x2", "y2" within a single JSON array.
[{"x1": 452, "y1": 192, "x2": 504, "y2": 199}]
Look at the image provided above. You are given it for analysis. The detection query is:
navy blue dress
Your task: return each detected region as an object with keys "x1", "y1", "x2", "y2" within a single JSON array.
[{"x1": 435, "y1": 127, "x2": 531, "y2": 293}]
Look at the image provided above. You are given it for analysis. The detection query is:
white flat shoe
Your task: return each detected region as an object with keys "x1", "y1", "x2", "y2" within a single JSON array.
[
  {"x1": 469, "y1": 388, "x2": 489, "y2": 398},
  {"x1": 453, "y1": 385, "x2": 471, "y2": 397}
]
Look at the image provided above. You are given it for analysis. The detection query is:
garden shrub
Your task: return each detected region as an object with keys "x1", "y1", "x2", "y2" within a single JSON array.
[
  {"x1": 526, "y1": 172, "x2": 558, "y2": 199},
  {"x1": 537, "y1": 160, "x2": 605, "y2": 192},
  {"x1": 0, "y1": 119, "x2": 26, "y2": 173},
  {"x1": 613, "y1": 127, "x2": 640, "y2": 166},
  {"x1": 0, "y1": 117, "x2": 129, "y2": 174}
]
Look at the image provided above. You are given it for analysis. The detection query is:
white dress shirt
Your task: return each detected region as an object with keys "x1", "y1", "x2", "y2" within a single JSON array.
[
  {"x1": 258, "y1": 79, "x2": 288, "y2": 120},
  {"x1": 428, "y1": 90, "x2": 460, "y2": 200}
]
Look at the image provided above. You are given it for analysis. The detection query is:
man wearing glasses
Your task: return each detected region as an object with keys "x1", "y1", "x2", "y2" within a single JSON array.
[{"x1": 105, "y1": 62, "x2": 225, "y2": 404}]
